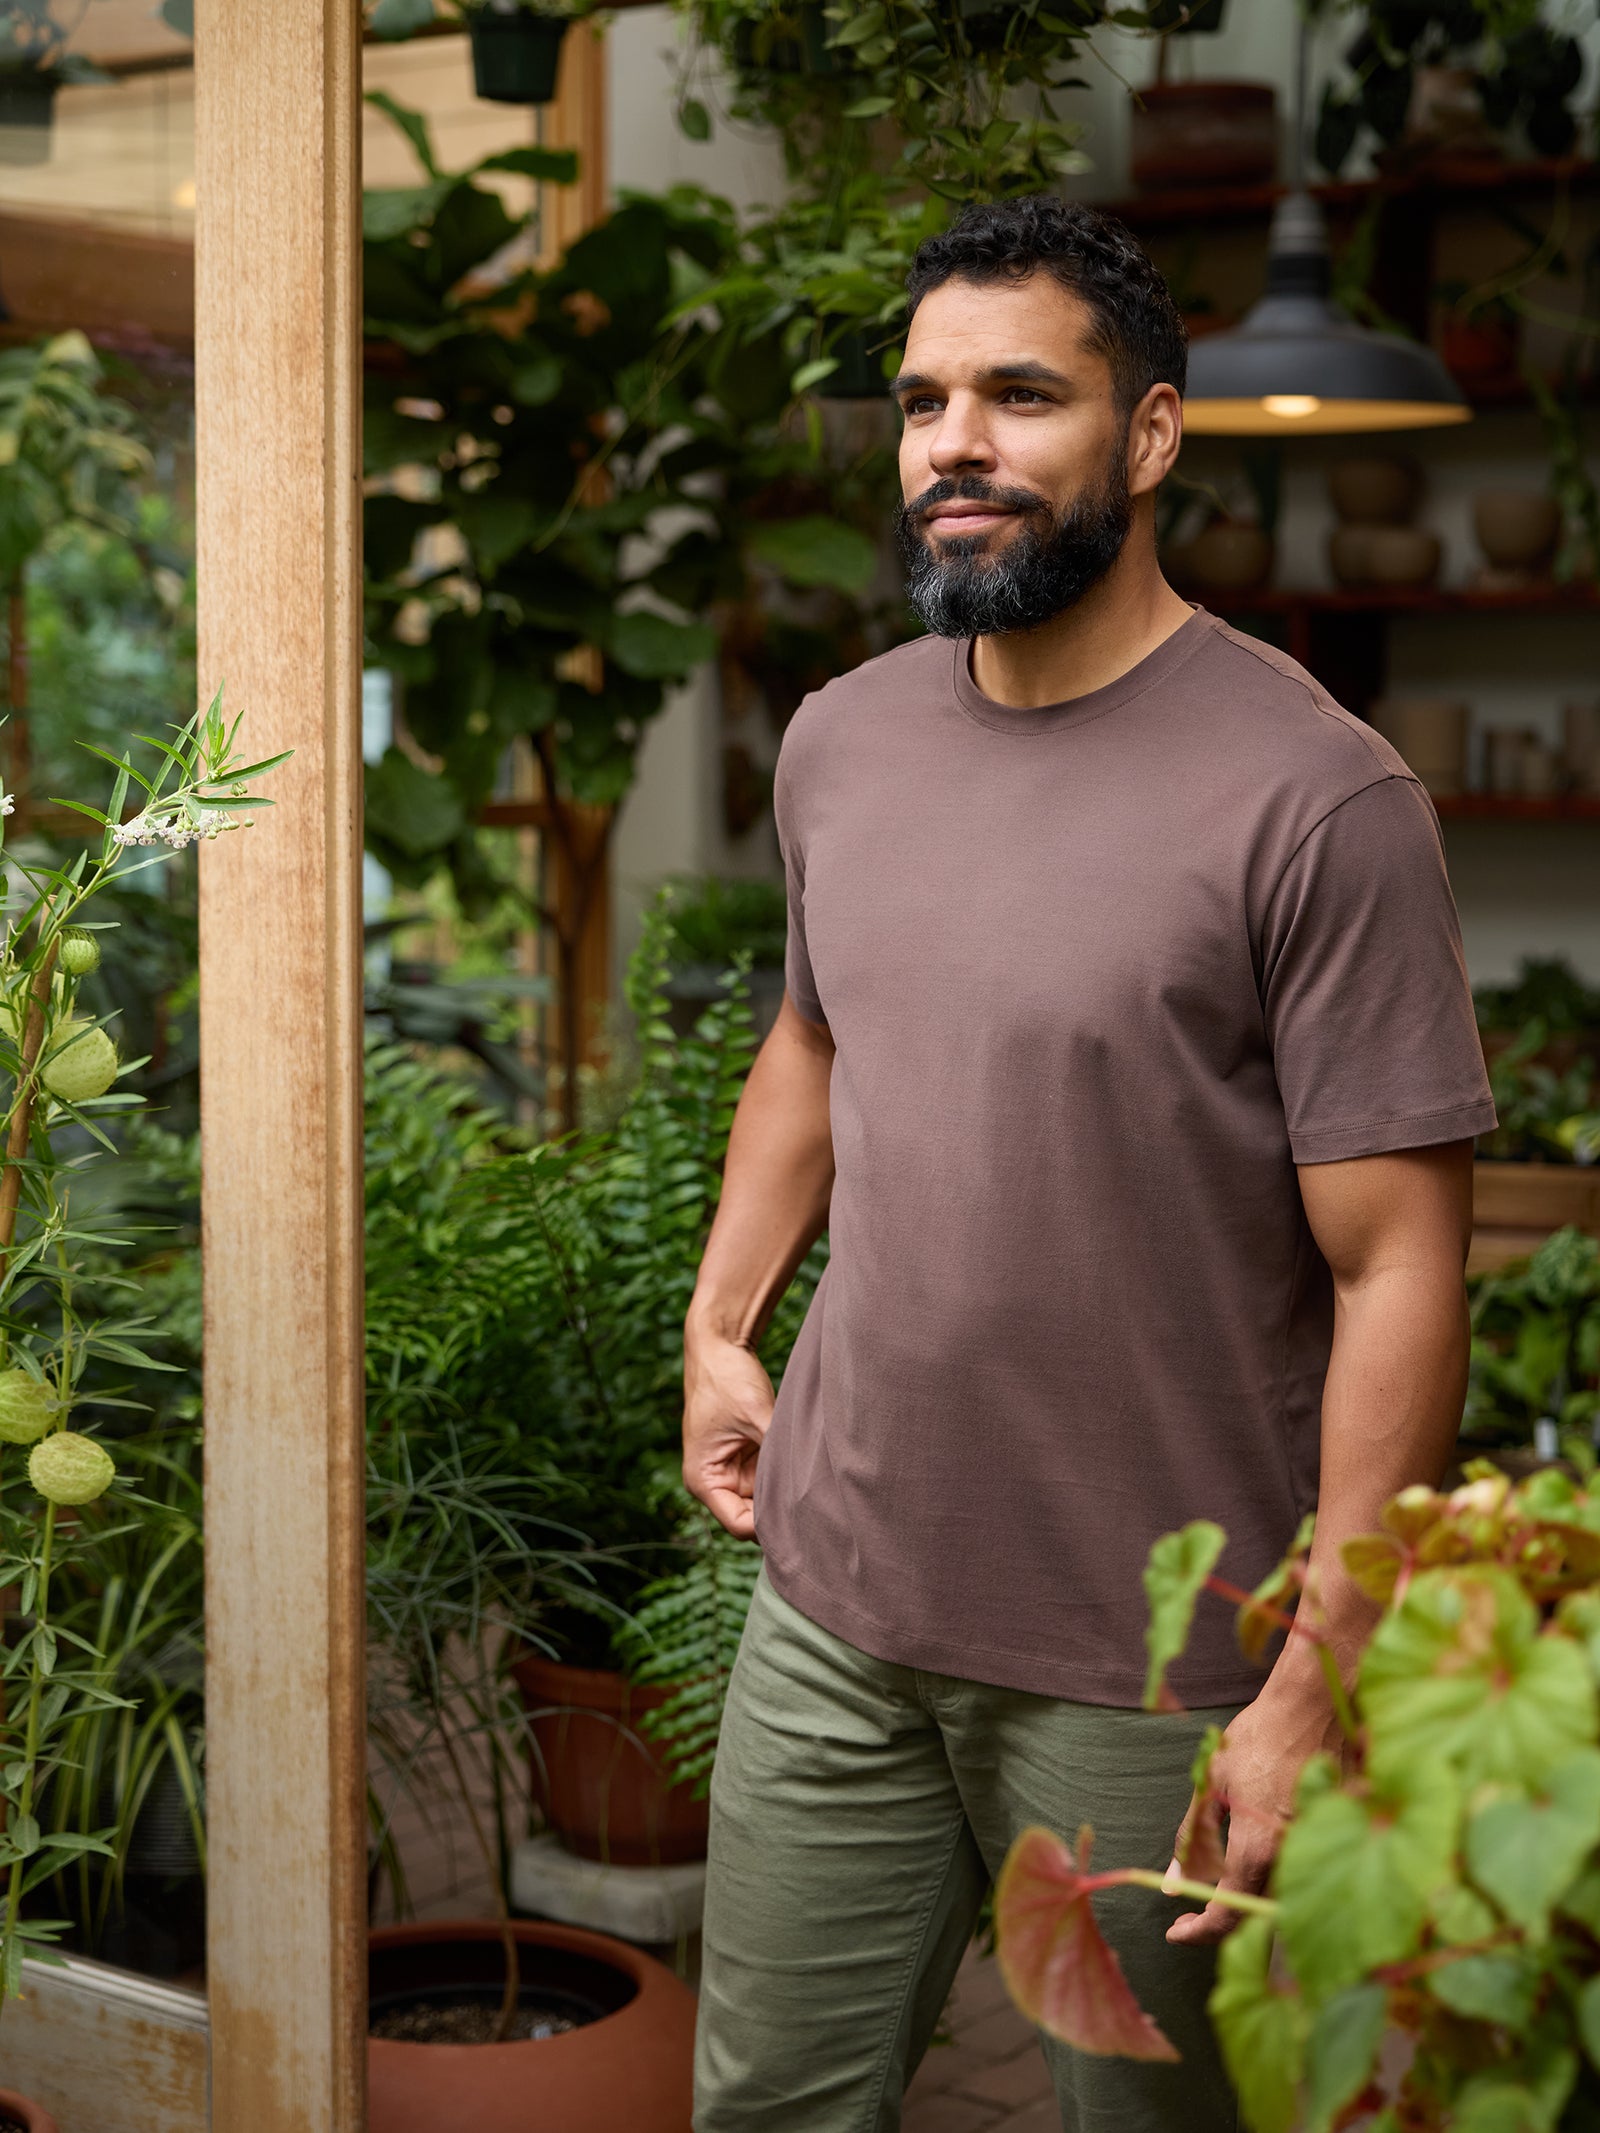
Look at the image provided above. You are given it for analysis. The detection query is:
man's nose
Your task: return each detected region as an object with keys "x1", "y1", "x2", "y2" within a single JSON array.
[{"x1": 926, "y1": 393, "x2": 996, "y2": 476}]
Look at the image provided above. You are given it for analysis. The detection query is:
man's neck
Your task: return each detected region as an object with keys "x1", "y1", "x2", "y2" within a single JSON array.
[{"x1": 968, "y1": 555, "x2": 1196, "y2": 711}]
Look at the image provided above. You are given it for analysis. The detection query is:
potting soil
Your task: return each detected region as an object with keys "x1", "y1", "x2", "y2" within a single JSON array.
[{"x1": 369, "y1": 1994, "x2": 589, "y2": 2045}]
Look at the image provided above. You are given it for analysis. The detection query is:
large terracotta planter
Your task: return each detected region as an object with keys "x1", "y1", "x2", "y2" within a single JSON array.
[
  {"x1": 369, "y1": 1920, "x2": 695, "y2": 2133},
  {"x1": 0, "y1": 2091, "x2": 57, "y2": 2133},
  {"x1": 512, "y1": 1652, "x2": 710, "y2": 1865}
]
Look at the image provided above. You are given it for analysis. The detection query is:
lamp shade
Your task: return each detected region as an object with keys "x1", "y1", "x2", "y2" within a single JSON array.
[{"x1": 1183, "y1": 193, "x2": 1471, "y2": 437}]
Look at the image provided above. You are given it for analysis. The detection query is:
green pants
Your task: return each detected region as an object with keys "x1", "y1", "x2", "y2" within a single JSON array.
[{"x1": 696, "y1": 1572, "x2": 1242, "y2": 2133}]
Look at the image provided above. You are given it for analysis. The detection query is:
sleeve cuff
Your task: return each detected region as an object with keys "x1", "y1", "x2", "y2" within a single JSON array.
[{"x1": 1289, "y1": 1097, "x2": 1499, "y2": 1166}]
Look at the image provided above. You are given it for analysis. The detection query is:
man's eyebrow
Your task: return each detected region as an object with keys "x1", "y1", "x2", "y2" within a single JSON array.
[{"x1": 890, "y1": 360, "x2": 1073, "y2": 398}]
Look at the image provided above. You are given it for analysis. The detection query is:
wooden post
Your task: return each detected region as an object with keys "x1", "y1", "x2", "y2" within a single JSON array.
[{"x1": 195, "y1": 2, "x2": 366, "y2": 2128}]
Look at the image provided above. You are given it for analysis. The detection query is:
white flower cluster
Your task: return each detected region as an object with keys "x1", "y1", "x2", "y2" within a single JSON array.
[
  {"x1": 0, "y1": 794, "x2": 13, "y2": 818},
  {"x1": 111, "y1": 808, "x2": 250, "y2": 851}
]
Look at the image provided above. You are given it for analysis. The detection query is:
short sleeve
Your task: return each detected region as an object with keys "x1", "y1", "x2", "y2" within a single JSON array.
[
  {"x1": 1261, "y1": 776, "x2": 1496, "y2": 1164},
  {"x1": 773, "y1": 720, "x2": 826, "y2": 1026}
]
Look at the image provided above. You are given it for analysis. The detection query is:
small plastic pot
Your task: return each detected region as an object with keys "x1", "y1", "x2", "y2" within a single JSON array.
[
  {"x1": 0, "y1": 70, "x2": 57, "y2": 167},
  {"x1": 469, "y1": 11, "x2": 569, "y2": 106}
]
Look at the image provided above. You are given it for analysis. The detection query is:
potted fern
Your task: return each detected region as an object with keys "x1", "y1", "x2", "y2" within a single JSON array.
[{"x1": 423, "y1": 895, "x2": 821, "y2": 1861}]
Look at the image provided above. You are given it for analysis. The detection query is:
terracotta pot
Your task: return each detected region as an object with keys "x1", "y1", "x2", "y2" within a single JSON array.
[
  {"x1": 369, "y1": 1920, "x2": 695, "y2": 2133},
  {"x1": 512, "y1": 1653, "x2": 710, "y2": 1866},
  {"x1": 1474, "y1": 491, "x2": 1561, "y2": 574},
  {"x1": 0, "y1": 2090, "x2": 58, "y2": 2133},
  {"x1": 1327, "y1": 454, "x2": 1422, "y2": 527},
  {"x1": 1129, "y1": 81, "x2": 1277, "y2": 191},
  {"x1": 1180, "y1": 520, "x2": 1272, "y2": 594}
]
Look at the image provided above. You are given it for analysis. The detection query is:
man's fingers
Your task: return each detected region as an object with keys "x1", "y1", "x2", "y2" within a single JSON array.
[
  {"x1": 1165, "y1": 1899, "x2": 1236, "y2": 1946},
  {"x1": 1165, "y1": 1819, "x2": 1276, "y2": 1946},
  {"x1": 702, "y1": 1485, "x2": 757, "y2": 1539}
]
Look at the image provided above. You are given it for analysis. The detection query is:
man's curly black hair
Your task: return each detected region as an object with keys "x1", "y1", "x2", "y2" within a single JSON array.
[{"x1": 905, "y1": 195, "x2": 1189, "y2": 416}]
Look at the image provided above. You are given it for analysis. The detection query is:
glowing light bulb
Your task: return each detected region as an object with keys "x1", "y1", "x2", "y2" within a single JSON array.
[{"x1": 1260, "y1": 394, "x2": 1321, "y2": 419}]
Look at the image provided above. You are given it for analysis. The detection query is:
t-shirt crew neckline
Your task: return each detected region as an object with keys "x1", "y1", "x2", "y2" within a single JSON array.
[{"x1": 951, "y1": 603, "x2": 1216, "y2": 737}]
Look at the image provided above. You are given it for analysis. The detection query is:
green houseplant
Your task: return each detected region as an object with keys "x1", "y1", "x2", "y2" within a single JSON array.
[
  {"x1": 1465, "y1": 1227, "x2": 1600, "y2": 1459},
  {"x1": 997, "y1": 1461, "x2": 1600, "y2": 2131},
  {"x1": 0, "y1": 685, "x2": 284, "y2": 2017}
]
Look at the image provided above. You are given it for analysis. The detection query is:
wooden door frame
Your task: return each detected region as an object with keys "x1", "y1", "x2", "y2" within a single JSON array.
[{"x1": 195, "y1": 2, "x2": 366, "y2": 2127}]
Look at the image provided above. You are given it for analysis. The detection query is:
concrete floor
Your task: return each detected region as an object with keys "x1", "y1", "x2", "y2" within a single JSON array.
[{"x1": 904, "y1": 1949, "x2": 1057, "y2": 2133}]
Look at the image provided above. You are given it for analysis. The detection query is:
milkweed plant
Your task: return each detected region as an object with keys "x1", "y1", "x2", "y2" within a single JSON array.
[{"x1": 0, "y1": 686, "x2": 285, "y2": 2005}]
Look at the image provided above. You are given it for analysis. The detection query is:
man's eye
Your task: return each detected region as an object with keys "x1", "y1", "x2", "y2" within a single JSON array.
[
  {"x1": 901, "y1": 395, "x2": 939, "y2": 416},
  {"x1": 1003, "y1": 387, "x2": 1048, "y2": 405}
]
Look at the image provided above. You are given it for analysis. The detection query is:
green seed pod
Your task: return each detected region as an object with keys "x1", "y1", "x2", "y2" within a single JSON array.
[
  {"x1": 58, "y1": 929, "x2": 100, "y2": 978},
  {"x1": 29, "y1": 1431, "x2": 115, "y2": 1506},
  {"x1": 0, "y1": 1369, "x2": 58, "y2": 1445},
  {"x1": 41, "y1": 1022, "x2": 117, "y2": 1104}
]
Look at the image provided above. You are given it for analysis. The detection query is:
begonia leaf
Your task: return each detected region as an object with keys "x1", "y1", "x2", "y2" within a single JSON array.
[
  {"x1": 1178, "y1": 1723, "x2": 1226, "y2": 1882},
  {"x1": 1343, "y1": 1532, "x2": 1406, "y2": 1605},
  {"x1": 1208, "y1": 1915, "x2": 1306, "y2": 2133},
  {"x1": 1431, "y1": 1952, "x2": 1540, "y2": 2036},
  {"x1": 1275, "y1": 1759, "x2": 1458, "y2": 1998},
  {"x1": 1465, "y1": 1750, "x2": 1600, "y2": 1932},
  {"x1": 1575, "y1": 1974, "x2": 1600, "y2": 2070},
  {"x1": 1142, "y1": 1520, "x2": 1226, "y2": 1711},
  {"x1": 995, "y1": 1825, "x2": 1179, "y2": 2062},
  {"x1": 1239, "y1": 1513, "x2": 1314, "y2": 1660},
  {"x1": 1360, "y1": 1568, "x2": 1597, "y2": 1787},
  {"x1": 1304, "y1": 1982, "x2": 1387, "y2": 2133}
]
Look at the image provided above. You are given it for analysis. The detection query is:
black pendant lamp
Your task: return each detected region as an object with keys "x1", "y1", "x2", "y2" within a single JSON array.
[{"x1": 1182, "y1": 29, "x2": 1470, "y2": 437}]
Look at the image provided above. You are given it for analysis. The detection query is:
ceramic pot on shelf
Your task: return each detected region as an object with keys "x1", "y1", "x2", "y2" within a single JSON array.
[
  {"x1": 1178, "y1": 519, "x2": 1273, "y2": 595},
  {"x1": 1473, "y1": 492, "x2": 1561, "y2": 580},
  {"x1": 1361, "y1": 526, "x2": 1442, "y2": 589},
  {"x1": 1327, "y1": 454, "x2": 1423, "y2": 527},
  {"x1": 1128, "y1": 82, "x2": 1277, "y2": 191},
  {"x1": 1368, "y1": 698, "x2": 1468, "y2": 796},
  {"x1": 368, "y1": 1920, "x2": 696, "y2": 2133}
]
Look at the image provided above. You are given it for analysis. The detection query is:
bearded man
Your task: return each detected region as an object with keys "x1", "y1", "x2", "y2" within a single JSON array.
[{"x1": 682, "y1": 195, "x2": 1494, "y2": 2133}]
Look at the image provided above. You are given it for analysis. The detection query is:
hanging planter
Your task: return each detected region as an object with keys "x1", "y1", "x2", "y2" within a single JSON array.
[
  {"x1": 467, "y1": 7, "x2": 570, "y2": 106},
  {"x1": 0, "y1": 67, "x2": 59, "y2": 167}
]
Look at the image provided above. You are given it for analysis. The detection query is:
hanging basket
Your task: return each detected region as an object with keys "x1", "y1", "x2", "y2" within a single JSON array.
[
  {"x1": 0, "y1": 70, "x2": 58, "y2": 167},
  {"x1": 468, "y1": 11, "x2": 569, "y2": 106}
]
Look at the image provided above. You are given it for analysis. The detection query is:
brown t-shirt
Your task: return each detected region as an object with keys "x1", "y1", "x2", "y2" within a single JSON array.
[{"x1": 757, "y1": 607, "x2": 1496, "y2": 1707}]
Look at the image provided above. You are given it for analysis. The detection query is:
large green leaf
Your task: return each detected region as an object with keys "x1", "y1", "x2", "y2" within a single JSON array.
[
  {"x1": 1304, "y1": 1984, "x2": 1387, "y2": 2133},
  {"x1": 1465, "y1": 1750, "x2": 1600, "y2": 1932},
  {"x1": 1360, "y1": 1568, "x2": 1598, "y2": 1786},
  {"x1": 1208, "y1": 1916, "x2": 1306, "y2": 2133},
  {"x1": 1431, "y1": 1952, "x2": 1540, "y2": 2035},
  {"x1": 606, "y1": 611, "x2": 717, "y2": 681},
  {"x1": 363, "y1": 182, "x2": 455, "y2": 245},
  {"x1": 1275, "y1": 1758, "x2": 1458, "y2": 1997},
  {"x1": 747, "y1": 515, "x2": 878, "y2": 595},
  {"x1": 1141, "y1": 1520, "x2": 1225, "y2": 1710},
  {"x1": 363, "y1": 748, "x2": 465, "y2": 860},
  {"x1": 364, "y1": 87, "x2": 440, "y2": 179}
]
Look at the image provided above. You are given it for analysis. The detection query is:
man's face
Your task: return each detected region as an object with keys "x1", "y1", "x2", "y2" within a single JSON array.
[{"x1": 893, "y1": 273, "x2": 1134, "y2": 637}]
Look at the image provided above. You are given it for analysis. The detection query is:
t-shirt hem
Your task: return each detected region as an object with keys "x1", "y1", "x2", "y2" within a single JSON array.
[
  {"x1": 1289, "y1": 1096, "x2": 1499, "y2": 1165},
  {"x1": 761, "y1": 1549, "x2": 1263, "y2": 1710}
]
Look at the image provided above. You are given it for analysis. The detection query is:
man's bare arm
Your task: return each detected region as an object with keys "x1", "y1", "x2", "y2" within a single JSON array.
[
  {"x1": 682, "y1": 992, "x2": 836, "y2": 1538},
  {"x1": 1166, "y1": 1138, "x2": 1474, "y2": 1945}
]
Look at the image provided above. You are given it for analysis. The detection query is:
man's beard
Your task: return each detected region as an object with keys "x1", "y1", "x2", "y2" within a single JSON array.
[{"x1": 895, "y1": 455, "x2": 1132, "y2": 639}]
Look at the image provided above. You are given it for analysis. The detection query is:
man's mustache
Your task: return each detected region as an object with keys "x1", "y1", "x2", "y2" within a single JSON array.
[{"x1": 903, "y1": 476, "x2": 1053, "y2": 523}]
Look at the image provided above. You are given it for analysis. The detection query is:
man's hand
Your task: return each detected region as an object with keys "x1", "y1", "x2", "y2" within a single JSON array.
[
  {"x1": 683, "y1": 1330, "x2": 777, "y2": 1539},
  {"x1": 1164, "y1": 1676, "x2": 1345, "y2": 1946}
]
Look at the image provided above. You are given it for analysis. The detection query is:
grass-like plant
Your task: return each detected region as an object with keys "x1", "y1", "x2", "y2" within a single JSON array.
[{"x1": 0, "y1": 686, "x2": 284, "y2": 2004}]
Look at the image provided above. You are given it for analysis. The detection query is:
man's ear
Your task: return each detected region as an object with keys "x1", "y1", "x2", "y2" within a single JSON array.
[{"x1": 1127, "y1": 383, "x2": 1183, "y2": 499}]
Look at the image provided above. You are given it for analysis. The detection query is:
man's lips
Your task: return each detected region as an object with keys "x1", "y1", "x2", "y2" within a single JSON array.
[{"x1": 923, "y1": 503, "x2": 1015, "y2": 532}]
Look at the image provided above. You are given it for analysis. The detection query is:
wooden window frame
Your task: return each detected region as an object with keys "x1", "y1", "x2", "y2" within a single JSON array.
[{"x1": 195, "y1": 2, "x2": 367, "y2": 2125}]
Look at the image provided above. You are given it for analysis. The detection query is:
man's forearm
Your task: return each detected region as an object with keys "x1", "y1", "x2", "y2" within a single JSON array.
[{"x1": 687, "y1": 996, "x2": 835, "y2": 1351}]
